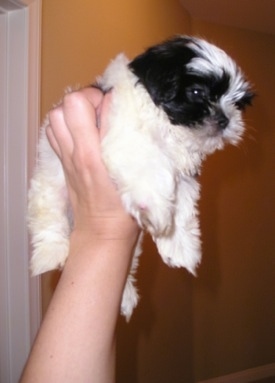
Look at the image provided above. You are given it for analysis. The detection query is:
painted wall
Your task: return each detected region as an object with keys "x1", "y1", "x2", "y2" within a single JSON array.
[
  {"x1": 190, "y1": 20, "x2": 275, "y2": 381},
  {"x1": 41, "y1": 0, "x2": 190, "y2": 115},
  {"x1": 40, "y1": 1, "x2": 275, "y2": 381}
]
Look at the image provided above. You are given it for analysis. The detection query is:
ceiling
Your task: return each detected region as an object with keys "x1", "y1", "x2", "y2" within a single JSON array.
[{"x1": 180, "y1": 0, "x2": 275, "y2": 36}]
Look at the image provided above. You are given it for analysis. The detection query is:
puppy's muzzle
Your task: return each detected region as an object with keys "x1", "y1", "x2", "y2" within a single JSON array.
[{"x1": 215, "y1": 110, "x2": 229, "y2": 130}]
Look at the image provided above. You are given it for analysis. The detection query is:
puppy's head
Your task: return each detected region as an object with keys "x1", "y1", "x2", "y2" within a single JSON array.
[{"x1": 129, "y1": 36, "x2": 254, "y2": 154}]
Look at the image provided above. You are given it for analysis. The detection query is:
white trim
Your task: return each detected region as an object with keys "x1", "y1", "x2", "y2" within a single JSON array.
[
  {"x1": 0, "y1": 9, "x2": 10, "y2": 381},
  {"x1": 19, "y1": 0, "x2": 38, "y2": 5},
  {"x1": 0, "y1": 1, "x2": 41, "y2": 382},
  {"x1": 197, "y1": 362, "x2": 275, "y2": 383},
  {"x1": 26, "y1": 0, "x2": 42, "y2": 344},
  {"x1": 0, "y1": 0, "x2": 24, "y2": 12},
  {"x1": 0, "y1": 0, "x2": 38, "y2": 11}
]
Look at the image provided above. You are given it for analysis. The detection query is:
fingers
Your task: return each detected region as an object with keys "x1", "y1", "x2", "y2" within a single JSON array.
[
  {"x1": 46, "y1": 124, "x2": 62, "y2": 158},
  {"x1": 81, "y1": 86, "x2": 104, "y2": 111},
  {"x1": 47, "y1": 106, "x2": 74, "y2": 160},
  {"x1": 62, "y1": 91, "x2": 100, "y2": 155},
  {"x1": 47, "y1": 87, "x2": 104, "y2": 163}
]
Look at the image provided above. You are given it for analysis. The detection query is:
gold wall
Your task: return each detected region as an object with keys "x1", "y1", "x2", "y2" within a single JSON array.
[
  {"x1": 191, "y1": 20, "x2": 275, "y2": 381},
  {"x1": 40, "y1": 1, "x2": 275, "y2": 381},
  {"x1": 41, "y1": 0, "x2": 190, "y2": 115}
]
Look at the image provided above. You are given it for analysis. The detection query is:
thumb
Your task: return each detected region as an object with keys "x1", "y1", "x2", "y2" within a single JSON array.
[{"x1": 99, "y1": 91, "x2": 113, "y2": 140}]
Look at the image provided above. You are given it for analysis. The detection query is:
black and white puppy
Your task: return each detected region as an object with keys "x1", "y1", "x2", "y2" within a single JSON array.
[{"x1": 28, "y1": 36, "x2": 254, "y2": 319}]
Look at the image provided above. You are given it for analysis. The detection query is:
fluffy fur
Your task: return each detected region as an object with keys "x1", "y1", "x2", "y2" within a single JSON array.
[{"x1": 28, "y1": 36, "x2": 254, "y2": 320}]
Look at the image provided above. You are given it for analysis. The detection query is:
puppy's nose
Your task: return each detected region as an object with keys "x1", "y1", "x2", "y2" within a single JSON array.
[{"x1": 216, "y1": 112, "x2": 229, "y2": 130}]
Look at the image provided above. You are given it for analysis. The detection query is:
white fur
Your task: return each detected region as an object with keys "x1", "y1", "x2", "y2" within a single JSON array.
[{"x1": 28, "y1": 40, "x2": 247, "y2": 319}]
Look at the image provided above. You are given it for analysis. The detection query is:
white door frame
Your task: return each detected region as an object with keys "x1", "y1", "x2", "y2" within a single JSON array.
[{"x1": 0, "y1": 1, "x2": 41, "y2": 382}]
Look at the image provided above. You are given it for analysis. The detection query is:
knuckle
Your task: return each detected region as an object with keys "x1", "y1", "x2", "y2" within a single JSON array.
[
  {"x1": 63, "y1": 91, "x2": 87, "y2": 110},
  {"x1": 48, "y1": 106, "x2": 63, "y2": 126}
]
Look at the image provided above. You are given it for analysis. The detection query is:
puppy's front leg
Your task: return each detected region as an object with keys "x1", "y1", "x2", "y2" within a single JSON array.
[
  {"x1": 121, "y1": 163, "x2": 176, "y2": 237},
  {"x1": 155, "y1": 176, "x2": 202, "y2": 275},
  {"x1": 102, "y1": 131, "x2": 177, "y2": 237}
]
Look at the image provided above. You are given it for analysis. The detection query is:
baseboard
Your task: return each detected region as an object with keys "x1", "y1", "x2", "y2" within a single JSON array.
[{"x1": 197, "y1": 362, "x2": 275, "y2": 383}]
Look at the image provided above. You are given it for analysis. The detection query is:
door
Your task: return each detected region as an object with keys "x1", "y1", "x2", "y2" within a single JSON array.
[{"x1": 0, "y1": 1, "x2": 41, "y2": 382}]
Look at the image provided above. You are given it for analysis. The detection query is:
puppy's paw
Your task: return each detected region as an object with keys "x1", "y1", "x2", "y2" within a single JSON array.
[
  {"x1": 30, "y1": 237, "x2": 69, "y2": 275},
  {"x1": 156, "y1": 220, "x2": 201, "y2": 275},
  {"x1": 139, "y1": 201, "x2": 174, "y2": 236}
]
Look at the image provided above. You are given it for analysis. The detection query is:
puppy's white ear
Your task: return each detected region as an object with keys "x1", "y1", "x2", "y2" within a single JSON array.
[{"x1": 154, "y1": 176, "x2": 202, "y2": 275}]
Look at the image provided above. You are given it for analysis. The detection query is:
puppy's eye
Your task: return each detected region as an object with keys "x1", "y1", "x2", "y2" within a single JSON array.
[
  {"x1": 186, "y1": 86, "x2": 209, "y2": 103},
  {"x1": 193, "y1": 88, "x2": 205, "y2": 97}
]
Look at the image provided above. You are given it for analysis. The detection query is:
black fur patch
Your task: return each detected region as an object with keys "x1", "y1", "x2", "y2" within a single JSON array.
[
  {"x1": 235, "y1": 90, "x2": 255, "y2": 110},
  {"x1": 129, "y1": 36, "x2": 253, "y2": 127}
]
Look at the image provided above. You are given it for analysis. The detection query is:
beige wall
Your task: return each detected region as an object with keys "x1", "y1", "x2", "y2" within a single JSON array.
[
  {"x1": 40, "y1": 2, "x2": 275, "y2": 381},
  {"x1": 190, "y1": 20, "x2": 275, "y2": 381},
  {"x1": 41, "y1": 0, "x2": 190, "y2": 116}
]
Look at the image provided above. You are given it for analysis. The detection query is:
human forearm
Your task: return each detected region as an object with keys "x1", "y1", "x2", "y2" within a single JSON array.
[
  {"x1": 21, "y1": 229, "x2": 138, "y2": 383},
  {"x1": 21, "y1": 89, "x2": 139, "y2": 382}
]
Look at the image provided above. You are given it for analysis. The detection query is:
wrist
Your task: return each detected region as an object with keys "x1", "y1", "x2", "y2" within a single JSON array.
[
  {"x1": 61, "y1": 227, "x2": 140, "y2": 311},
  {"x1": 68, "y1": 223, "x2": 140, "y2": 262},
  {"x1": 72, "y1": 213, "x2": 140, "y2": 242}
]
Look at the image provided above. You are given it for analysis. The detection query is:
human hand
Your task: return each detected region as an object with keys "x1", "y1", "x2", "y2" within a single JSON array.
[
  {"x1": 46, "y1": 87, "x2": 139, "y2": 242},
  {"x1": 21, "y1": 89, "x2": 139, "y2": 383}
]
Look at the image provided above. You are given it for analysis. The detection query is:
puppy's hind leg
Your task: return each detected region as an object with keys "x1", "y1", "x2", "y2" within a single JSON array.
[{"x1": 28, "y1": 135, "x2": 71, "y2": 275}]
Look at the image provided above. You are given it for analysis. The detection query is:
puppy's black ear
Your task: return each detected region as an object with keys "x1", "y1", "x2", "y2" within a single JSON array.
[
  {"x1": 128, "y1": 37, "x2": 196, "y2": 106},
  {"x1": 235, "y1": 89, "x2": 255, "y2": 111}
]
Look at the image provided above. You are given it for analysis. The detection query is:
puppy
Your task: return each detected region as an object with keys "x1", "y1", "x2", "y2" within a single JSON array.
[{"x1": 28, "y1": 36, "x2": 254, "y2": 320}]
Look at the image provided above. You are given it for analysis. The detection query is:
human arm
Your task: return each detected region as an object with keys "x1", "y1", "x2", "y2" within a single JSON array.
[{"x1": 20, "y1": 88, "x2": 139, "y2": 383}]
